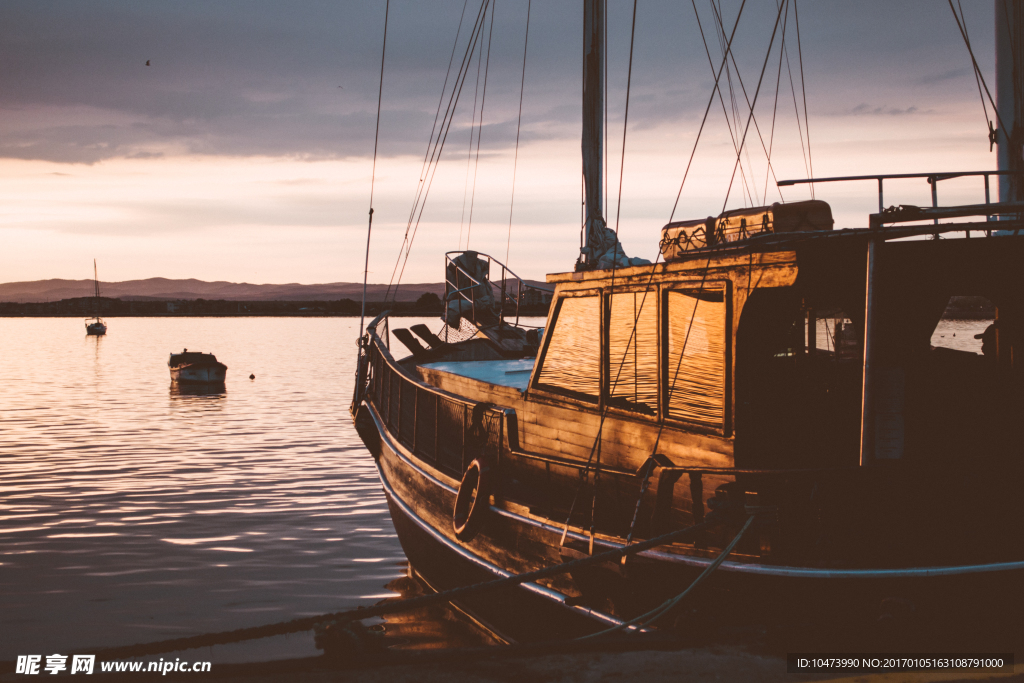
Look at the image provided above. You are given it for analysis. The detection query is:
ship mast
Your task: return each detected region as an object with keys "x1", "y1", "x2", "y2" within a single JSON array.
[
  {"x1": 581, "y1": 0, "x2": 605, "y2": 268},
  {"x1": 996, "y1": 0, "x2": 1024, "y2": 203},
  {"x1": 93, "y1": 259, "x2": 100, "y2": 300}
]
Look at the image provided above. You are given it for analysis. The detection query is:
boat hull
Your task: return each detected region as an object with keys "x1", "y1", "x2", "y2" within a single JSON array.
[
  {"x1": 356, "y1": 397, "x2": 1024, "y2": 646},
  {"x1": 170, "y1": 363, "x2": 227, "y2": 385},
  {"x1": 357, "y1": 401, "x2": 634, "y2": 641},
  {"x1": 86, "y1": 322, "x2": 106, "y2": 336}
]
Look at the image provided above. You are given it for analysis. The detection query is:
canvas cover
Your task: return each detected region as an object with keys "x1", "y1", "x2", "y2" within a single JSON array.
[{"x1": 659, "y1": 199, "x2": 833, "y2": 261}]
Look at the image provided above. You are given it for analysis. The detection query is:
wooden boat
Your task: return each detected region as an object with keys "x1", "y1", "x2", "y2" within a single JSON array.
[
  {"x1": 85, "y1": 259, "x2": 107, "y2": 336},
  {"x1": 351, "y1": 2, "x2": 1024, "y2": 643},
  {"x1": 168, "y1": 349, "x2": 227, "y2": 385}
]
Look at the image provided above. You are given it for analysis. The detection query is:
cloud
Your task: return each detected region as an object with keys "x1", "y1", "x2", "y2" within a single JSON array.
[
  {"x1": 846, "y1": 103, "x2": 928, "y2": 117},
  {"x1": 0, "y1": 0, "x2": 998, "y2": 166},
  {"x1": 918, "y1": 67, "x2": 972, "y2": 85}
]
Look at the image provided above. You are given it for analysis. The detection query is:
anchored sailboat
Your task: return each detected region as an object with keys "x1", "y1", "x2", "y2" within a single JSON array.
[
  {"x1": 85, "y1": 259, "x2": 107, "y2": 336},
  {"x1": 352, "y1": 2, "x2": 1024, "y2": 643}
]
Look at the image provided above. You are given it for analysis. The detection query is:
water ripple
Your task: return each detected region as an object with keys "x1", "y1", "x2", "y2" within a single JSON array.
[{"x1": 0, "y1": 317, "x2": 455, "y2": 661}]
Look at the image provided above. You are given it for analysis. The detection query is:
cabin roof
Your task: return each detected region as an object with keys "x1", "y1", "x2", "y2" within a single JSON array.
[
  {"x1": 546, "y1": 248, "x2": 799, "y2": 285},
  {"x1": 548, "y1": 224, "x2": 1024, "y2": 286}
]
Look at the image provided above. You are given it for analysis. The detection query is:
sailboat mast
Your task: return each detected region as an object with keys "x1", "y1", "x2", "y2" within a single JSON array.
[
  {"x1": 581, "y1": 0, "x2": 605, "y2": 267},
  {"x1": 996, "y1": 0, "x2": 1024, "y2": 203},
  {"x1": 93, "y1": 259, "x2": 100, "y2": 300}
]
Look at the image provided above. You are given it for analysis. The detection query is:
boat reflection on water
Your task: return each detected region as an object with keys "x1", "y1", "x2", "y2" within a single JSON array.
[
  {"x1": 169, "y1": 382, "x2": 226, "y2": 399},
  {"x1": 374, "y1": 563, "x2": 504, "y2": 650},
  {"x1": 317, "y1": 562, "x2": 499, "y2": 661}
]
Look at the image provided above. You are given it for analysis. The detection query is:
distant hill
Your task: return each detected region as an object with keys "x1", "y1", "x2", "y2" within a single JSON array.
[
  {"x1": 0, "y1": 278, "x2": 446, "y2": 303},
  {"x1": 0, "y1": 277, "x2": 549, "y2": 303}
]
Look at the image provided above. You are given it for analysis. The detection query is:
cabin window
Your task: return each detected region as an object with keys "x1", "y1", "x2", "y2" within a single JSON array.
[
  {"x1": 736, "y1": 292, "x2": 862, "y2": 469},
  {"x1": 535, "y1": 294, "x2": 601, "y2": 401},
  {"x1": 930, "y1": 296, "x2": 995, "y2": 355},
  {"x1": 909, "y1": 294, "x2": 1005, "y2": 467},
  {"x1": 607, "y1": 291, "x2": 659, "y2": 415},
  {"x1": 808, "y1": 312, "x2": 859, "y2": 360},
  {"x1": 665, "y1": 286, "x2": 726, "y2": 426}
]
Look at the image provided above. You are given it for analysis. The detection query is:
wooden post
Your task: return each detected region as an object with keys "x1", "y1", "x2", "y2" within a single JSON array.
[
  {"x1": 860, "y1": 215, "x2": 881, "y2": 466},
  {"x1": 996, "y1": 0, "x2": 1024, "y2": 205},
  {"x1": 807, "y1": 307, "x2": 816, "y2": 357},
  {"x1": 582, "y1": 0, "x2": 605, "y2": 266}
]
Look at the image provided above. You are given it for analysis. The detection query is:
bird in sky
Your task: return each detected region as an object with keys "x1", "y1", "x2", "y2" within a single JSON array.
[{"x1": 145, "y1": 60, "x2": 150, "y2": 66}]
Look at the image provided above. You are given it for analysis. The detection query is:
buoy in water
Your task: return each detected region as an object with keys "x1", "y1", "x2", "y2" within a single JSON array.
[{"x1": 249, "y1": 374, "x2": 255, "y2": 380}]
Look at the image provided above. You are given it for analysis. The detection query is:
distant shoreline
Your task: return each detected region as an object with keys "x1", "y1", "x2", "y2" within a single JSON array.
[
  {"x1": 0, "y1": 296, "x2": 550, "y2": 319},
  {"x1": 0, "y1": 312, "x2": 545, "y2": 318},
  {"x1": 0, "y1": 293, "x2": 986, "y2": 321}
]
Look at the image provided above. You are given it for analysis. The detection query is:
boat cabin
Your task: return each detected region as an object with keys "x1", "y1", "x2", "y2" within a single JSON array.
[
  {"x1": 535, "y1": 225, "x2": 1024, "y2": 473},
  {"x1": 360, "y1": 194, "x2": 1024, "y2": 568}
]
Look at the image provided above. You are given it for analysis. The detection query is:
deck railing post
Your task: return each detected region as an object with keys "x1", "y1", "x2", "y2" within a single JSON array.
[
  {"x1": 807, "y1": 306, "x2": 816, "y2": 357},
  {"x1": 383, "y1": 365, "x2": 390, "y2": 423},
  {"x1": 860, "y1": 213, "x2": 882, "y2": 467},
  {"x1": 462, "y1": 405, "x2": 469, "y2": 473},
  {"x1": 985, "y1": 174, "x2": 993, "y2": 236},
  {"x1": 412, "y1": 385, "x2": 418, "y2": 455}
]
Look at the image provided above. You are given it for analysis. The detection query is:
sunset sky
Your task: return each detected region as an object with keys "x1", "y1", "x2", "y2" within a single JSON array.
[{"x1": 0, "y1": 1, "x2": 1000, "y2": 286}]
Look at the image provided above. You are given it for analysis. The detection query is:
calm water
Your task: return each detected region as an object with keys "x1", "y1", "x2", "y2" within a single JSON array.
[
  {"x1": 0, "y1": 316, "x2": 481, "y2": 663},
  {"x1": 0, "y1": 314, "x2": 987, "y2": 664}
]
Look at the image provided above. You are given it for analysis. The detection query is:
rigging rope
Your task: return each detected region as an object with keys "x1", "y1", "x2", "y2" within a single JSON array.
[
  {"x1": 459, "y1": 9, "x2": 486, "y2": 253},
  {"x1": 505, "y1": 1, "x2": 532, "y2": 269},
  {"x1": 699, "y1": 0, "x2": 753, "y2": 204},
  {"x1": 793, "y1": 0, "x2": 813, "y2": 198},
  {"x1": 414, "y1": 0, "x2": 472, "y2": 232},
  {"x1": 780, "y1": 17, "x2": 811, "y2": 187},
  {"x1": 383, "y1": 1, "x2": 489, "y2": 302},
  {"x1": 384, "y1": 0, "x2": 491, "y2": 304},
  {"x1": 668, "y1": 0, "x2": 748, "y2": 223},
  {"x1": 710, "y1": 1, "x2": 755, "y2": 204},
  {"x1": 762, "y1": 0, "x2": 788, "y2": 204},
  {"x1": 958, "y1": 1, "x2": 993, "y2": 137},
  {"x1": 392, "y1": 1, "x2": 495, "y2": 300},
  {"x1": 720, "y1": 0, "x2": 787, "y2": 213},
  {"x1": 358, "y1": 0, "x2": 390, "y2": 342},
  {"x1": 695, "y1": 0, "x2": 787, "y2": 206},
  {"x1": 465, "y1": 0, "x2": 498, "y2": 250},
  {"x1": 401, "y1": 0, "x2": 473, "y2": 276},
  {"x1": 948, "y1": 0, "x2": 1010, "y2": 143},
  {"x1": 612, "y1": 0, "x2": 639, "y2": 239}
]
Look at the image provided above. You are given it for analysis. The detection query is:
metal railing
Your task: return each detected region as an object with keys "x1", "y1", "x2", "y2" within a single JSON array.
[
  {"x1": 444, "y1": 251, "x2": 553, "y2": 328},
  {"x1": 778, "y1": 169, "x2": 1024, "y2": 235},
  {"x1": 363, "y1": 319, "x2": 506, "y2": 479}
]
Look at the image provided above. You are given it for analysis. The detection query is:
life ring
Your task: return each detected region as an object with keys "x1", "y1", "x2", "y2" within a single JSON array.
[{"x1": 453, "y1": 458, "x2": 490, "y2": 541}]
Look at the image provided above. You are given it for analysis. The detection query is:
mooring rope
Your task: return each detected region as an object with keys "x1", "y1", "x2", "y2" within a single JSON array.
[
  {"x1": 90, "y1": 509, "x2": 735, "y2": 659},
  {"x1": 579, "y1": 514, "x2": 755, "y2": 639}
]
